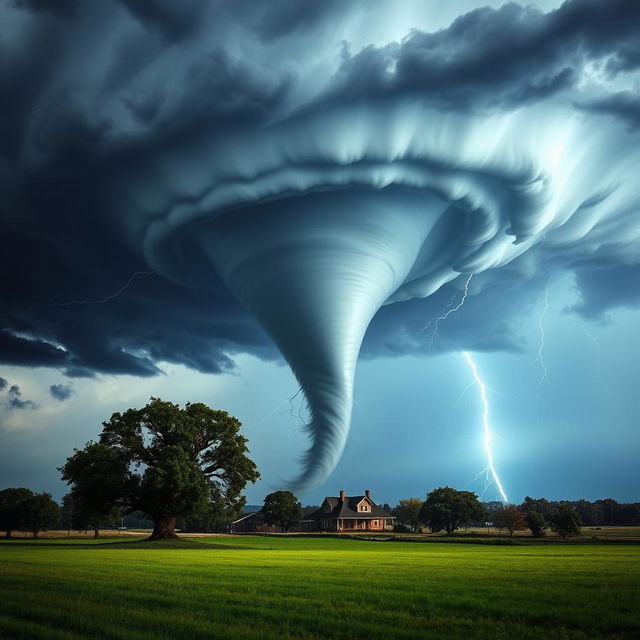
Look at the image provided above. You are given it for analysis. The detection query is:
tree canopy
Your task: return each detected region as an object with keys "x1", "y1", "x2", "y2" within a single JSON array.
[
  {"x1": 393, "y1": 498, "x2": 423, "y2": 532},
  {"x1": 0, "y1": 487, "x2": 34, "y2": 538},
  {"x1": 550, "y1": 506, "x2": 582, "y2": 539},
  {"x1": 525, "y1": 510, "x2": 547, "y2": 537},
  {"x1": 420, "y1": 487, "x2": 485, "y2": 535},
  {"x1": 262, "y1": 491, "x2": 303, "y2": 532},
  {"x1": 60, "y1": 398, "x2": 259, "y2": 539},
  {"x1": 494, "y1": 504, "x2": 527, "y2": 537},
  {"x1": 21, "y1": 493, "x2": 61, "y2": 539}
]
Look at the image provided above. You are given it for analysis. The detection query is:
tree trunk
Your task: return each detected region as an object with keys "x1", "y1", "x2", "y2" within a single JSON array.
[
  {"x1": 93, "y1": 528, "x2": 99, "y2": 538},
  {"x1": 149, "y1": 516, "x2": 178, "y2": 540},
  {"x1": 32, "y1": 530, "x2": 39, "y2": 539},
  {"x1": 5, "y1": 530, "x2": 11, "y2": 538}
]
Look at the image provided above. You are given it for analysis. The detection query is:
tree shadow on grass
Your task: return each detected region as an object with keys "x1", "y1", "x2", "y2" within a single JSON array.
[{"x1": 0, "y1": 537, "x2": 254, "y2": 550}]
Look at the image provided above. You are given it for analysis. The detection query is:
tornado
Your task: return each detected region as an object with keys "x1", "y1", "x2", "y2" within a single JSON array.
[
  {"x1": 196, "y1": 188, "x2": 448, "y2": 487},
  {"x1": 139, "y1": 95, "x2": 639, "y2": 489}
]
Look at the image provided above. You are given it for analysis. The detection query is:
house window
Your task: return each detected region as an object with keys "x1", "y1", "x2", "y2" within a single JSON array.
[
  {"x1": 373, "y1": 520, "x2": 378, "y2": 526},
  {"x1": 359, "y1": 504, "x2": 369, "y2": 512}
]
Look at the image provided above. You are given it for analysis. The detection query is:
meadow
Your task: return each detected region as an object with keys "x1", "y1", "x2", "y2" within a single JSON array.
[{"x1": 0, "y1": 535, "x2": 638, "y2": 640}]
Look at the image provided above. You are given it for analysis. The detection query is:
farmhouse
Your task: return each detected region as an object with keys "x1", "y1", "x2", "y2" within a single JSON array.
[
  {"x1": 229, "y1": 490, "x2": 395, "y2": 533},
  {"x1": 302, "y1": 490, "x2": 395, "y2": 532}
]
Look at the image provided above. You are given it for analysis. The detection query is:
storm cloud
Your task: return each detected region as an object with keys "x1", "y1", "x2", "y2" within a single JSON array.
[
  {"x1": 326, "y1": 0, "x2": 640, "y2": 110},
  {"x1": 1, "y1": 0, "x2": 639, "y2": 486},
  {"x1": 49, "y1": 383, "x2": 73, "y2": 401},
  {"x1": 6, "y1": 384, "x2": 38, "y2": 411}
]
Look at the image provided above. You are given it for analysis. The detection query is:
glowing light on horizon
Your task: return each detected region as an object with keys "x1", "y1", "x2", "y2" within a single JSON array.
[{"x1": 462, "y1": 351, "x2": 509, "y2": 503}]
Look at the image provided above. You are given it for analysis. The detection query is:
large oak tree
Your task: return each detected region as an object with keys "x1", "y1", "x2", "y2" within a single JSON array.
[
  {"x1": 420, "y1": 487, "x2": 485, "y2": 535},
  {"x1": 60, "y1": 398, "x2": 259, "y2": 539},
  {"x1": 262, "y1": 491, "x2": 303, "y2": 532}
]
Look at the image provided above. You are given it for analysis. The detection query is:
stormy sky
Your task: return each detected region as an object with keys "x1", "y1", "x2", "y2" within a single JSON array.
[{"x1": 0, "y1": 0, "x2": 638, "y2": 505}]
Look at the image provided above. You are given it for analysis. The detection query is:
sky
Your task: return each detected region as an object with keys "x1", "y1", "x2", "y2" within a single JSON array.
[{"x1": 0, "y1": 0, "x2": 639, "y2": 507}]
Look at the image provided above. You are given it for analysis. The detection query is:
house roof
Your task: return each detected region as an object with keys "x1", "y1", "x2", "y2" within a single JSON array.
[
  {"x1": 231, "y1": 511, "x2": 264, "y2": 524},
  {"x1": 306, "y1": 494, "x2": 395, "y2": 521}
]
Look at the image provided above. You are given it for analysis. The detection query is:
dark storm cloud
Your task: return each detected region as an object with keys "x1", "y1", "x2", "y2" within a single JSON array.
[
  {"x1": 13, "y1": 0, "x2": 80, "y2": 18},
  {"x1": 325, "y1": 0, "x2": 640, "y2": 111},
  {"x1": 6, "y1": 385, "x2": 38, "y2": 410},
  {"x1": 0, "y1": 377, "x2": 7, "y2": 391},
  {"x1": 570, "y1": 264, "x2": 640, "y2": 319},
  {"x1": 0, "y1": 0, "x2": 289, "y2": 376},
  {"x1": 0, "y1": 0, "x2": 638, "y2": 383},
  {"x1": 2, "y1": 274, "x2": 274, "y2": 377},
  {"x1": 238, "y1": 0, "x2": 350, "y2": 42},
  {"x1": 49, "y1": 383, "x2": 73, "y2": 401},
  {"x1": 117, "y1": 0, "x2": 206, "y2": 40},
  {"x1": 0, "y1": 330, "x2": 68, "y2": 367},
  {"x1": 579, "y1": 91, "x2": 640, "y2": 130}
]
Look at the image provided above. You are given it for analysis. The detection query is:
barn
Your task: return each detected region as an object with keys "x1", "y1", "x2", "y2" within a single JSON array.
[{"x1": 228, "y1": 511, "x2": 277, "y2": 534}]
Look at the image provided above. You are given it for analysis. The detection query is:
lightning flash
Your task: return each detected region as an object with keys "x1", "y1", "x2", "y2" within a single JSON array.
[
  {"x1": 535, "y1": 278, "x2": 551, "y2": 392},
  {"x1": 462, "y1": 351, "x2": 509, "y2": 504},
  {"x1": 420, "y1": 274, "x2": 474, "y2": 346},
  {"x1": 54, "y1": 271, "x2": 156, "y2": 307}
]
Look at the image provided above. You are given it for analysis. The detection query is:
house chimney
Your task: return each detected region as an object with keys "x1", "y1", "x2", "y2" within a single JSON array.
[
  {"x1": 365, "y1": 489, "x2": 371, "y2": 500},
  {"x1": 339, "y1": 490, "x2": 345, "y2": 501}
]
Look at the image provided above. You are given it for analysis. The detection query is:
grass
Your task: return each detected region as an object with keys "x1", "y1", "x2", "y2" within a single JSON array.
[{"x1": 0, "y1": 536, "x2": 638, "y2": 639}]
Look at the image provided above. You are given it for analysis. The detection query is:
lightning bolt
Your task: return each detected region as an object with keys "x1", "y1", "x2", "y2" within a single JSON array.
[
  {"x1": 568, "y1": 315, "x2": 610, "y2": 397},
  {"x1": 53, "y1": 271, "x2": 156, "y2": 306},
  {"x1": 535, "y1": 278, "x2": 551, "y2": 392},
  {"x1": 416, "y1": 274, "x2": 508, "y2": 501},
  {"x1": 462, "y1": 351, "x2": 509, "y2": 504},
  {"x1": 287, "y1": 385, "x2": 309, "y2": 428},
  {"x1": 420, "y1": 274, "x2": 473, "y2": 348},
  {"x1": 245, "y1": 385, "x2": 305, "y2": 429}
]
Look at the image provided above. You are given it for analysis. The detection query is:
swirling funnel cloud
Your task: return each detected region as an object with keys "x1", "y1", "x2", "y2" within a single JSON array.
[
  {"x1": 197, "y1": 188, "x2": 447, "y2": 487},
  {"x1": 143, "y1": 102, "x2": 640, "y2": 488}
]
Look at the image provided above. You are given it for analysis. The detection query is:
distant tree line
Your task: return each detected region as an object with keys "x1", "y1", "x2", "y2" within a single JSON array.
[
  {"x1": 390, "y1": 489, "x2": 640, "y2": 538},
  {"x1": 483, "y1": 497, "x2": 640, "y2": 527},
  {"x1": 3, "y1": 483, "x2": 639, "y2": 539}
]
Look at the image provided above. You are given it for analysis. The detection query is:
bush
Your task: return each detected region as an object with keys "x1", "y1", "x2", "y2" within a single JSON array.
[
  {"x1": 526, "y1": 510, "x2": 547, "y2": 538},
  {"x1": 550, "y1": 506, "x2": 582, "y2": 539}
]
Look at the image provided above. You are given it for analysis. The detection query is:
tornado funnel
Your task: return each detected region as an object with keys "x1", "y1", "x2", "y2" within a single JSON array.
[{"x1": 194, "y1": 187, "x2": 447, "y2": 488}]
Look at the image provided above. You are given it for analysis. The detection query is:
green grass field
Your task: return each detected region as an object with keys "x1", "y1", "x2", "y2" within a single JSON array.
[{"x1": 1, "y1": 536, "x2": 638, "y2": 640}]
